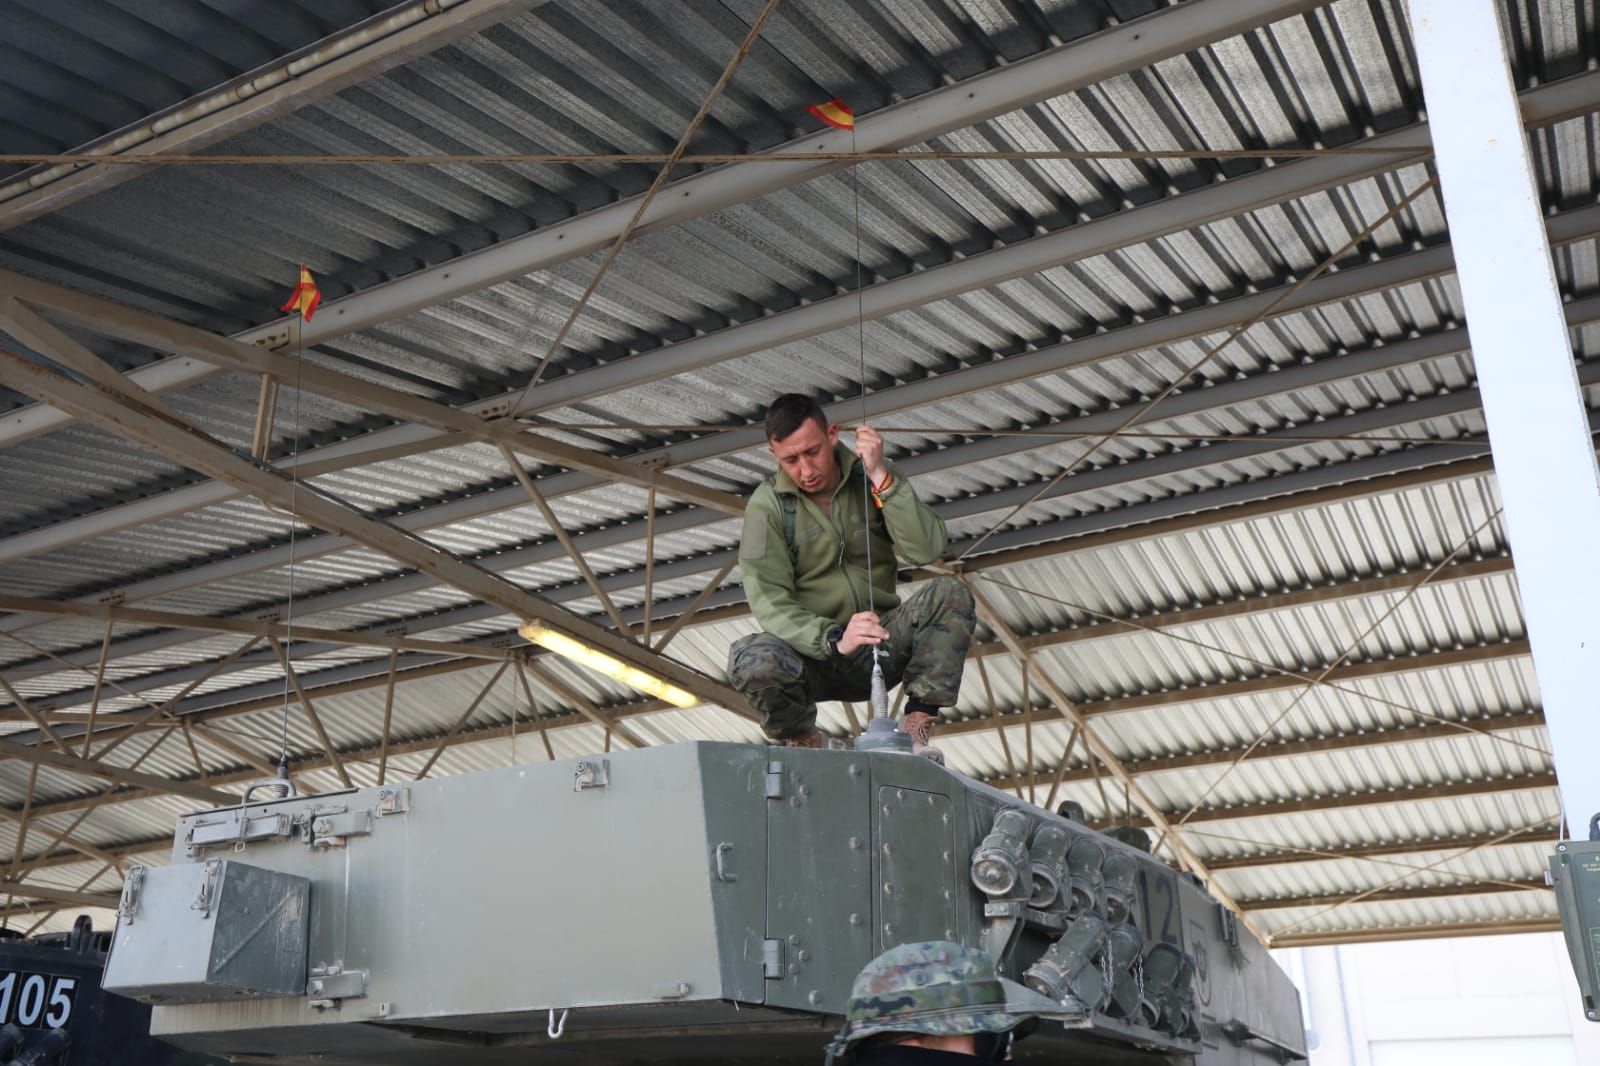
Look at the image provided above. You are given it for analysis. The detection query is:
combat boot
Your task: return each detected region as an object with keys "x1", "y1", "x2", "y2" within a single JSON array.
[
  {"x1": 899, "y1": 711, "x2": 944, "y2": 764},
  {"x1": 780, "y1": 727, "x2": 826, "y2": 749}
]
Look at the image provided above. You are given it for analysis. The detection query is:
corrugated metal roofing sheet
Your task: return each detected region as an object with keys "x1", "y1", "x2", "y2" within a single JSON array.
[{"x1": 0, "y1": 0, "x2": 1592, "y2": 939}]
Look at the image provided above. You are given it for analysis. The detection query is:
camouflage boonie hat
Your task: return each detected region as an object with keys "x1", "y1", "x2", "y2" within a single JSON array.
[{"x1": 826, "y1": 941, "x2": 1062, "y2": 1060}]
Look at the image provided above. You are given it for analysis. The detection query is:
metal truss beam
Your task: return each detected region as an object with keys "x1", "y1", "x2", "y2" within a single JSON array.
[
  {"x1": 984, "y1": 556, "x2": 1515, "y2": 655},
  {"x1": 0, "y1": 881, "x2": 118, "y2": 910},
  {"x1": 17, "y1": 517, "x2": 1522, "y2": 738},
  {"x1": 11, "y1": 186, "x2": 1598, "y2": 647},
  {"x1": 0, "y1": 894, "x2": 122, "y2": 923},
  {"x1": 0, "y1": 191, "x2": 1517, "y2": 571},
  {"x1": 1110, "y1": 772, "x2": 1558, "y2": 828},
  {"x1": 0, "y1": 0, "x2": 549, "y2": 229},
  {"x1": 14, "y1": 838, "x2": 171, "y2": 877},
  {"x1": 1202, "y1": 826, "x2": 1556, "y2": 871},
  {"x1": 0, "y1": 595, "x2": 516, "y2": 661},
  {"x1": 508, "y1": 70, "x2": 1600, "y2": 417},
  {"x1": 1241, "y1": 876, "x2": 1549, "y2": 912},
  {"x1": 980, "y1": 709, "x2": 1545, "y2": 794},
  {"x1": 0, "y1": 283, "x2": 743, "y2": 518},
  {"x1": 1268, "y1": 916, "x2": 1559, "y2": 948},
  {"x1": 70, "y1": 656, "x2": 490, "y2": 742},
  {"x1": 0, "y1": 728, "x2": 233, "y2": 806},
  {"x1": 939, "y1": 639, "x2": 1532, "y2": 740},
  {"x1": 11, "y1": 74, "x2": 1599, "y2": 590},
  {"x1": 0, "y1": 349, "x2": 747, "y2": 716},
  {"x1": 0, "y1": 0, "x2": 1329, "y2": 447},
  {"x1": 5, "y1": 444, "x2": 1507, "y2": 769},
  {"x1": 11, "y1": 241, "x2": 1592, "y2": 690},
  {"x1": 0, "y1": 652, "x2": 1550, "y2": 850},
  {"x1": 8, "y1": 550, "x2": 1505, "y2": 801},
  {"x1": 0, "y1": 325, "x2": 1539, "y2": 696}
]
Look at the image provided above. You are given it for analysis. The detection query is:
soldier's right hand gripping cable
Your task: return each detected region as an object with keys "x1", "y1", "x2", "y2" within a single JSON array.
[{"x1": 824, "y1": 940, "x2": 1072, "y2": 1064}]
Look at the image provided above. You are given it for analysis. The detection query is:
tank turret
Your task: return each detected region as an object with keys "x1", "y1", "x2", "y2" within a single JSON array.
[{"x1": 101, "y1": 742, "x2": 1306, "y2": 1064}]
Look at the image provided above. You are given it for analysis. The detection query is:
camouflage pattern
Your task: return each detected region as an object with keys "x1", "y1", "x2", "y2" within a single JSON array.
[
  {"x1": 728, "y1": 576, "x2": 975, "y2": 740},
  {"x1": 827, "y1": 941, "x2": 1057, "y2": 1059}
]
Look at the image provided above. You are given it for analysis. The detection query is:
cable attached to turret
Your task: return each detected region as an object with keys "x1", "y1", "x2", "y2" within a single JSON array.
[{"x1": 849, "y1": 115, "x2": 889, "y2": 724}]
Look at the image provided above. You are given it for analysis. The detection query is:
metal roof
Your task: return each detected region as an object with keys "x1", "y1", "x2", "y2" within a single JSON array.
[{"x1": 0, "y1": 0, "x2": 1592, "y2": 944}]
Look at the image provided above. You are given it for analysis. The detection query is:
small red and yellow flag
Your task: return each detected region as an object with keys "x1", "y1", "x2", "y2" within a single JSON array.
[
  {"x1": 279, "y1": 265, "x2": 322, "y2": 321},
  {"x1": 806, "y1": 98, "x2": 855, "y2": 130}
]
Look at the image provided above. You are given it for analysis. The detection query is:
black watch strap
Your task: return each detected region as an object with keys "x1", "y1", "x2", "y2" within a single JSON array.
[{"x1": 825, "y1": 625, "x2": 845, "y2": 656}]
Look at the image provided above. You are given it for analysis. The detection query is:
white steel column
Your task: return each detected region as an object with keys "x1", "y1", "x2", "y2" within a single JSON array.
[{"x1": 1409, "y1": 0, "x2": 1600, "y2": 826}]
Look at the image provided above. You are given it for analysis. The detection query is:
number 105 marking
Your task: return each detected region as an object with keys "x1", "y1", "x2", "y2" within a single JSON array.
[{"x1": 0, "y1": 972, "x2": 75, "y2": 1029}]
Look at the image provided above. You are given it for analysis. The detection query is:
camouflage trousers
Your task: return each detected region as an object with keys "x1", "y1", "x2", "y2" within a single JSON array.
[{"x1": 728, "y1": 576, "x2": 976, "y2": 741}]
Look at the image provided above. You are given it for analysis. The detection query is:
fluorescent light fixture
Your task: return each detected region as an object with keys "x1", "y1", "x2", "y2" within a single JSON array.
[{"x1": 518, "y1": 623, "x2": 699, "y2": 709}]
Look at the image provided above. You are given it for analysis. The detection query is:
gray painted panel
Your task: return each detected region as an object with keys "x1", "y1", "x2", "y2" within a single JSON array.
[
  {"x1": 764, "y1": 748, "x2": 873, "y2": 1013},
  {"x1": 877, "y1": 785, "x2": 959, "y2": 949},
  {"x1": 697, "y1": 745, "x2": 772, "y2": 1006}
]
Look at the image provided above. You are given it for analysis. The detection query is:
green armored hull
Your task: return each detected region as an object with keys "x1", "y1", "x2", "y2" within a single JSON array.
[{"x1": 102, "y1": 741, "x2": 1306, "y2": 1064}]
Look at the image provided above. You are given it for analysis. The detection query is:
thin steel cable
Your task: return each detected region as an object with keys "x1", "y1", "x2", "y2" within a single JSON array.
[
  {"x1": 970, "y1": 571, "x2": 1550, "y2": 760},
  {"x1": 277, "y1": 315, "x2": 306, "y2": 767},
  {"x1": 511, "y1": 0, "x2": 782, "y2": 406},
  {"x1": 852, "y1": 136, "x2": 875, "y2": 607},
  {"x1": 850, "y1": 116, "x2": 886, "y2": 716},
  {"x1": 956, "y1": 172, "x2": 1440, "y2": 562},
  {"x1": 1158, "y1": 503, "x2": 1508, "y2": 846},
  {"x1": 0, "y1": 147, "x2": 1428, "y2": 168}
]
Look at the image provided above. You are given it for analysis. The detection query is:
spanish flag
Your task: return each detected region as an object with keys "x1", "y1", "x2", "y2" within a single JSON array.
[
  {"x1": 806, "y1": 98, "x2": 855, "y2": 130},
  {"x1": 279, "y1": 265, "x2": 322, "y2": 321}
]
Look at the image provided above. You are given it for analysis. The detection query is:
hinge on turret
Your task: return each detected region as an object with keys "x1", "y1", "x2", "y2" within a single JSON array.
[
  {"x1": 1217, "y1": 902, "x2": 1240, "y2": 948},
  {"x1": 117, "y1": 866, "x2": 145, "y2": 926},
  {"x1": 764, "y1": 761, "x2": 786, "y2": 799},
  {"x1": 762, "y1": 939, "x2": 786, "y2": 979}
]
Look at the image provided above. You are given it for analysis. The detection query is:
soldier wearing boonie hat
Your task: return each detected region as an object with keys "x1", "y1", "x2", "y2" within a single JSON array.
[{"x1": 825, "y1": 940, "x2": 1066, "y2": 1063}]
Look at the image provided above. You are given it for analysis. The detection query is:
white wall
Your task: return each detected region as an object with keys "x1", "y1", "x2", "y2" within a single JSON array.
[{"x1": 1272, "y1": 933, "x2": 1600, "y2": 1066}]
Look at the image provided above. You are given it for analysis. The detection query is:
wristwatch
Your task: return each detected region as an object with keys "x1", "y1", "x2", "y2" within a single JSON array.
[{"x1": 825, "y1": 625, "x2": 845, "y2": 656}]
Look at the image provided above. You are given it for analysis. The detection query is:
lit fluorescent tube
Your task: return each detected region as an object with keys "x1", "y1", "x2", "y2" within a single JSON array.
[{"x1": 519, "y1": 622, "x2": 699, "y2": 709}]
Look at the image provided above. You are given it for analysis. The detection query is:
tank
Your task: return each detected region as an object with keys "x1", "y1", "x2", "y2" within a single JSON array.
[{"x1": 102, "y1": 741, "x2": 1307, "y2": 1064}]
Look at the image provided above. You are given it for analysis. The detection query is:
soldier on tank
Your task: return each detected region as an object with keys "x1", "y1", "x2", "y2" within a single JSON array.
[
  {"x1": 825, "y1": 940, "x2": 1061, "y2": 1063},
  {"x1": 728, "y1": 394, "x2": 975, "y2": 761}
]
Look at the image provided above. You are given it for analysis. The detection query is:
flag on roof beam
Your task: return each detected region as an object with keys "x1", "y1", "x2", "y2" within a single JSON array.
[
  {"x1": 806, "y1": 98, "x2": 855, "y2": 130},
  {"x1": 279, "y1": 265, "x2": 322, "y2": 321}
]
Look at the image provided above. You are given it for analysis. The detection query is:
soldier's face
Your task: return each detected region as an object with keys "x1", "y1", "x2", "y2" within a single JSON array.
[{"x1": 769, "y1": 417, "x2": 840, "y2": 497}]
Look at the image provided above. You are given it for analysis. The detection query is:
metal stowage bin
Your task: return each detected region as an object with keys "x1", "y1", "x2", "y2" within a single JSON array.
[{"x1": 103, "y1": 857, "x2": 310, "y2": 1004}]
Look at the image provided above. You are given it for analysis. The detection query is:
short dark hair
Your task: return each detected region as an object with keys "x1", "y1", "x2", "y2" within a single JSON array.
[{"x1": 764, "y1": 393, "x2": 828, "y2": 442}]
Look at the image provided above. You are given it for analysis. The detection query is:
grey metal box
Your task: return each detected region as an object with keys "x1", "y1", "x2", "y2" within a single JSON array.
[{"x1": 103, "y1": 857, "x2": 310, "y2": 1004}]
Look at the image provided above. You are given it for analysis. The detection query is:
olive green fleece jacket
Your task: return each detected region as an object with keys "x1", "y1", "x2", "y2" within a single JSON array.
[{"x1": 739, "y1": 442, "x2": 949, "y2": 660}]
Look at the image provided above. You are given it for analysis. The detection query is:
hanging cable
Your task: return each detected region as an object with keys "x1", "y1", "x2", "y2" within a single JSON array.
[
  {"x1": 848, "y1": 119, "x2": 888, "y2": 722},
  {"x1": 266, "y1": 314, "x2": 306, "y2": 801}
]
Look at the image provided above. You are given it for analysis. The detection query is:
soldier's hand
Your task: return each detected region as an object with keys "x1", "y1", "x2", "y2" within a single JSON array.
[
  {"x1": 854, "y1": 425, "x2": 888, "y2": 485},
  {"x1": 839, "y1": 611, "x2": 889, "y2": 655}
]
